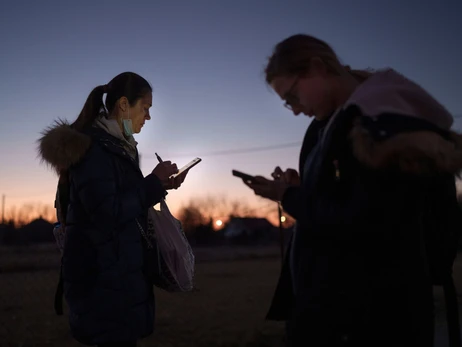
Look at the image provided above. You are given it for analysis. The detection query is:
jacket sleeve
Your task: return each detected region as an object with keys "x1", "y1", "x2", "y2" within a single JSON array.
[{"x1": 70, "y1": 144, "x2": 166, "y2": 228}]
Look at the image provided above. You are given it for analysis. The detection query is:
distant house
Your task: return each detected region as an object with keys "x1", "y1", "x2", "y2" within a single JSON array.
[
  {"x1": 222, "y1": 217, "x2": 278, "y2": 245},
  {"x1": 0, "y1": 222, "x2": 15, "y2": 244},
  {"x1": 19, "y1": 218, "x2": 55, "y2": 244},
  {"x1": 1, "y1": 223, "x2": 27, "y2": 245}
]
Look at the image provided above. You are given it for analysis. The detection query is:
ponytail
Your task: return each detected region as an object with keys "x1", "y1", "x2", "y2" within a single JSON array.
[
  {"x1": 70, "y1": 72, "x2": 151, "y2": 132},
  {"x1": 71, "y1": 85, "x2": 107, "y2": 131}
]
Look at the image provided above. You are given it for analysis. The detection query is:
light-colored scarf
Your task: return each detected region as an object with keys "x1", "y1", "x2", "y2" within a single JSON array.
[{"x1": 95, "y1": 116, "x2": 138, "y2": 160}]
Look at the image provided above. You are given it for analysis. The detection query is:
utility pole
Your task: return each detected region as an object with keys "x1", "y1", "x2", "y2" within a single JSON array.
[{"x1": 1, "y1": 194, "x2": 5, "y2": 224}]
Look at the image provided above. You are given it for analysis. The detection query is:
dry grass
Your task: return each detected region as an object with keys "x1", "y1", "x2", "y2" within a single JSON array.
[
  {"x1": 0, "y1": 246, "x2": 286, "y2": 347},
  {"x1": 0, "y1": 245, "x2": 461, "y2": 347}
]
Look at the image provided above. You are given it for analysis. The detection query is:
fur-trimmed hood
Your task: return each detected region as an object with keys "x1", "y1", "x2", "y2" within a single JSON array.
[
  {"x1": 345, "y1": 68, "x2": 462, "y2": 175},
  {"x1": 346, "y1": 68, "x2": 454, "y2": 130},
  {"x1": 38, "y1": 120, "x2": 92, "y2": 173},
  {"x1": 38, "y1": 118, "x2": 137, "y2": 173}
]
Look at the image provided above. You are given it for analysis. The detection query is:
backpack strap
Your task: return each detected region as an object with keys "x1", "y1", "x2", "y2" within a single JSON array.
[
  {"x1": 53, "y1": 170, "x2": 70, "y2": 316},
  {"x1": 54, "y1": 258, "x2": 64, "y2": 315},
  {"x1": 444, "y1": 276, "x2": 461, "y2": 347}
]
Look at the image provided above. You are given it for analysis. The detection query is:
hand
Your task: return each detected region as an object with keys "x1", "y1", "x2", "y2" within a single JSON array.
[
  {"x1": 164, "y1": 169, "x2": 189, "y2": 190},
  {"x1": 152, "y1": 161, "x2": 178, "y2": 188},
  {"x1": 271, "y1": 166, "x2": 300, "y2": 186},
  {"x1": 244, "y1": 175, "x2": 289, "y2": 202}
]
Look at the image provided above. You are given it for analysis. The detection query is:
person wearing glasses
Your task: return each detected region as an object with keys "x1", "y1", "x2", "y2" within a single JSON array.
[{"x1": 241, "y1": 34, "x2": 462, "y2": 346}]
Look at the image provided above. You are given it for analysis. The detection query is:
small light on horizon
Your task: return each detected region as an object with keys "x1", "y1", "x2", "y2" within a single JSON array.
[
  {"x1": 280, "y1": 216, "x2": 286, "y2": 223},
  {"x1": 216, "y1": 220, "x2": 223, "y2": 227}
]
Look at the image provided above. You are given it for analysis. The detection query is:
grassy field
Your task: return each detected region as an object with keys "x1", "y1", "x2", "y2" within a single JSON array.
[
  {"x1": 0, "y1": 245, "x2": 287, "y2": 347},
  {"x1": 0, "y1": 245, "x2": 461, "y2": 347}
]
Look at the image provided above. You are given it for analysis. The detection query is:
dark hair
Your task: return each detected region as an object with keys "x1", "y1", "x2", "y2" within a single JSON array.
[
  {"x1": 71, "y1": 72, "x2": 152, "y2": 131},
  {"x1": 265, "y1": 34, "x2": 372, "y2": 84}
]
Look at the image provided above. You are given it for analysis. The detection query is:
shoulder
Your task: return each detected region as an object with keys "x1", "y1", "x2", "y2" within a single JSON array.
[
  {"x1": 343, "y1": 105, "x2": 462, "y2": 175},
  {"x1": 82, "y1": 128, "x2": 127, "y2": 158},
  {"x1": 345, "y1": 68, "x2": 453, "y2": 130},
  {"x1": 38, "y1": 121, "x2": 124, "y2": 172},
  {"x1": 38, "y1": 120, "x2": 92, "y2": 173},
  {"x1": 71, "y1": 128, "x2": 126, "y2": 175}
]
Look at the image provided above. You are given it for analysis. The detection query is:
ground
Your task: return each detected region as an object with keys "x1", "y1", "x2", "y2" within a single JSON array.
[{"x1": 0, "y1": 245, "x2": 461, "y2": 346}]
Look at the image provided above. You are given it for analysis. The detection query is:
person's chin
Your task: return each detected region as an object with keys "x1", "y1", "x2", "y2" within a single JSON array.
[{"x1": 314, "y1": 111, "x2": 331, "y2": 121}]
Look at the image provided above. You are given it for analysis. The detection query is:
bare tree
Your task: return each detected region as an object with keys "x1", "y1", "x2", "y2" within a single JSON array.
[
  {"x1": 16, "y1": 204, "x2": 34, "y2": 227},
  {"x1": 5, "y1": 206, "x2": 17, "y2": 227},
  {"x1": 177, "y1": 194, "x2": 272, "y2": 224},
  {"x1": 177, "y1": 202, "x2": 206, "y2": 234},
  {"x1": 38, "y1": 203, "x2": 55, "y2": 221},
  {"x1": 176, "y1": 194, "x2": 283, "y2": 233},
  {"x1": 5, "y1": 202, "x2": 55, "y2": 227}
]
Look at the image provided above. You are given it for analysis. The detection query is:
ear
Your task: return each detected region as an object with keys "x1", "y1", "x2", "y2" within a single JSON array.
[
  {"x1": 117, "y1": 97, "x2": 129, "y2": 112},
  {"x1": 309, "y1": 57, "x2": 329, "y2": 77}
]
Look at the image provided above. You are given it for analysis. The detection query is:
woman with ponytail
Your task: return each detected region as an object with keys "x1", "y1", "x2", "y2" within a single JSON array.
[{"x1": 39, "y1": 72, "x2": 186, "y2": 347}]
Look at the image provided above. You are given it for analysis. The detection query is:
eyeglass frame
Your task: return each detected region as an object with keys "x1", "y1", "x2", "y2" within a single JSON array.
[{"x1": 283, "y1": 76, "x2": 301, "y2": 110}]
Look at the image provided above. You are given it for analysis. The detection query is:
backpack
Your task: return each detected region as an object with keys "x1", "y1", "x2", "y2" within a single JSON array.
[{"x1": 52, "y1": 172, "x2": 70, "y2": 315}]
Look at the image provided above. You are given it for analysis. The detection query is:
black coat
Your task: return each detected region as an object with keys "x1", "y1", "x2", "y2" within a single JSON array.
[
  {"x1": 39, "y1": 124, "x2": 166, "y2": 345},
  {"x1": 267, "y1": 105, "x2": 462, "y2": 347}
]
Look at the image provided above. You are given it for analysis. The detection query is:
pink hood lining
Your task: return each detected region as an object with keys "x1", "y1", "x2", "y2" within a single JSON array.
[{"x1": 345, "y1": 68, "x2": 453, "y2": 130}]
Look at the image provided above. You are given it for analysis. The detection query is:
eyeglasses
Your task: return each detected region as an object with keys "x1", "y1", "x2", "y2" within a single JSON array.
[{"x1": 283, "y1": 77, "x2": 300, "y2": 110}]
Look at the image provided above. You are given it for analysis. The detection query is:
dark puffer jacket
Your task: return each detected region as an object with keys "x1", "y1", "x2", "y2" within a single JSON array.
[
  {"x1": 39, "y1": 123, "x2": 166, "y2": 345},
  {"x1": 266, "y1": 69, "x2": 462, "y2": 347}
]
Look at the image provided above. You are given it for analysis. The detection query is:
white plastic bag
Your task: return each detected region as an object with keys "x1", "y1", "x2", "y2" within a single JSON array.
[{"x1": 141, "y1": 199, "x2": 195, "y2": 292}]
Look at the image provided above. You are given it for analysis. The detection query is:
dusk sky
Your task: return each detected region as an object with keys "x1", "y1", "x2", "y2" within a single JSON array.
[{"x1": 1, "y1": 0, "x2": 461, "y2": 221}]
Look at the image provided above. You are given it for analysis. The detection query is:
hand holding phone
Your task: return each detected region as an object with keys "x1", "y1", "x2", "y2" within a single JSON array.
[
  {"x1": 171, "y1": 157, "x2": 202, "y2": 177},
  {"x1": 271, "y1": 166, "x2": 300, "y2": 186},
  {"x1": 233, "y1": 169, "x2": 289, "y2": 202},
  {"x1": 152, "y1": 161, "x2": 179, "y2": 182},
  {"x1": 232, "y1": 170, "x2": 257, "y2": 184}
]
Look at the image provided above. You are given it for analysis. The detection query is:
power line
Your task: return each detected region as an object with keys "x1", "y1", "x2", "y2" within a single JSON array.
[
  {"x1": 143, "y1": 142, "x2": 302, "y2": 159},
  {"x1": 2, "y1": 195, "x2": 5, "y2": 224},
  {"x1": 143, "y1": 114, "x2": 462, "y2": 159}
]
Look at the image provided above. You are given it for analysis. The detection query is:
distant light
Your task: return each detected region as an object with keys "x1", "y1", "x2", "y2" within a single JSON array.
[
  {"x1": 216, "y1": 220, "x2": 223, "y2": 226},
  {"x1": 280, "y1": 216, "x2": 286, "y2": 223}
]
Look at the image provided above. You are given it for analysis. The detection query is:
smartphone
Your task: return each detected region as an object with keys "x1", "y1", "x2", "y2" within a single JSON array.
[
  {"x1": 232, "y1": 169, "x2": 257, "y2": 184},
  {"x1": 171, "y1": 157, "x2": 202, "y2": 177}
]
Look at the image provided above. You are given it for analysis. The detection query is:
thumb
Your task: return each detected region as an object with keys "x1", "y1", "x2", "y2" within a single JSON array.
[{"x1": 253, "y1": 176, "x2": 268, "y2": 184}]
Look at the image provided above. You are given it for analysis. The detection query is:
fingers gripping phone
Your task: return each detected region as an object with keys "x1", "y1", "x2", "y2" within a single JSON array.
[
  {"x1": 171, "y1": 157, "x2": 202, "y2": 177},
  {"x1": 232, "y1": 169, "x2": 257, "y2": 184}
]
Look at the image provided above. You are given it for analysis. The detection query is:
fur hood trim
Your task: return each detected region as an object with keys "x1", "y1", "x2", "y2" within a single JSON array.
[
  {"x1": 37, "y1": 120, "x2": 91, "y2": 173},
  {"x1": 350, "y1": 118, "x2": 462, "y2": 175},
  {"x1": 342, "y1": 68, "x2": 460, "y2": 175}
]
